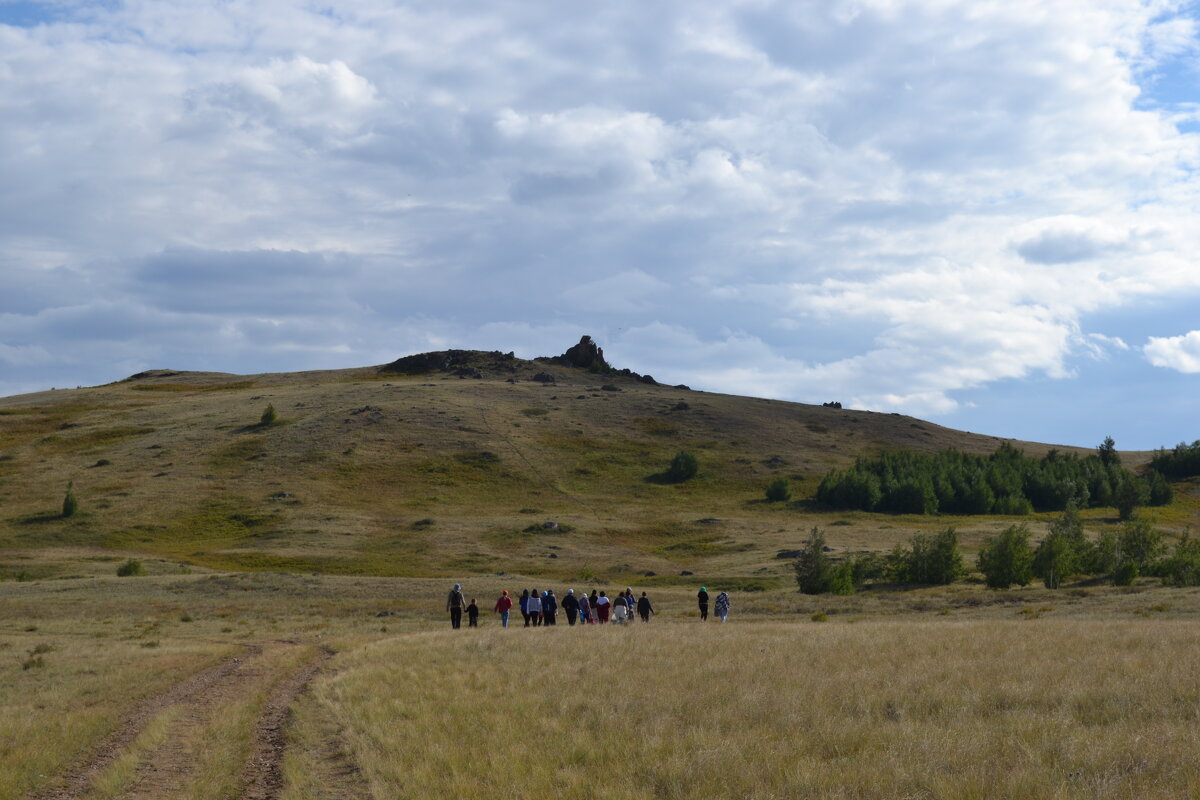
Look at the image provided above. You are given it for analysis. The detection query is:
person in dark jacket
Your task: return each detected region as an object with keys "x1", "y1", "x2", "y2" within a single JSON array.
[
  {"x1": 466, "y1": 598, "x2": 480, "y2": 627},
  {"x1": 637, "y1": 591, "x2": 654, "y2": 622},
  {"x1": 447, "y1": 583, "x2": 465, "y2": 629},
  {"x1": 697, "y1": 587, "x2": 709, "y2": 621},
  {"x1": 561, "y1": 588, "x2": 580, "y2": 625},
  {"x1": 543, "y1": 590, "x2": 558, "y2": 626},
  {"x1": 519, "y1": 589, "x2": 531, "y2": 627}
]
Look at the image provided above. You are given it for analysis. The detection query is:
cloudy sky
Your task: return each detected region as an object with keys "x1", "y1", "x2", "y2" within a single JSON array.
[{"x1": 2, "y1": 0, "x2": 1200, "y2": 449}]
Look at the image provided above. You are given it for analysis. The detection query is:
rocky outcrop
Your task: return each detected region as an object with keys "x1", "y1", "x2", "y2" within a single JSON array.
[{"x1": 561, "y1": 336, "x2": 610, "y2": 370}]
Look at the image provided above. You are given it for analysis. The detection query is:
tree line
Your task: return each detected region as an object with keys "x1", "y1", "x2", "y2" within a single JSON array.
[
  {"x1": 794, "y1": 509, "x2": 1200, "y2": 594},
  {"x1": 814, "y1": 439, "x2": 1172, "y2": 519}
]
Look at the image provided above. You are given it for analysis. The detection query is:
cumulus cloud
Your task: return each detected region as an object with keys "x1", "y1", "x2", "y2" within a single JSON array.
[
  {"x1": 1146, "y1": 330, "x2": 1200, "y2": 373},
  {"x1": 2, "y1": 0, "x2": 1200, "y2": 446}
]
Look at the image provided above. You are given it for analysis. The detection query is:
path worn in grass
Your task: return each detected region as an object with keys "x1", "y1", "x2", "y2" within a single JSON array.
[{"x1": 28, "y1": 643, "x2": 338, "y2": 800}]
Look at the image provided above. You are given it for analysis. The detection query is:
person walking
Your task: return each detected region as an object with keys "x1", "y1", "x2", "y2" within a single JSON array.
[
  {"x1": 715, "y1": 591, "x2": 731, "y2": 623},
  {"x1": 595, "y1": 591, "x2": 612, "y2": 624},
  {"x1": 466, "y1": 598, "x2": 480, "y2": 628},
  {"x1": 562, "y1": 589, "x2": 579, "y2": 625},
  {"x1": 520, "y1": 589, "x2": 531, "y2": 627},
  {"x1": 527, "y1": 588, "x2": 543, "y2": 627},
  {"x1": 624, "y1": 587, "x2": 635, "y2": 620},
  {"x1": 636, "y1": 591, "x2": 654, "y2": 622},
  {"x1": 697, "y1": 586, "x2": 709, "y2": 621},
  {"x1": 543, "y1": 590, "x2": 558, "y2": 626},
  {"x1": 447, "y1": 583, "x2": 466, "y2": 629},
  {"x1": 589, "y1": 590, "x2": 600, "y2": 623},
  {"x1": 494, "y1": 589, "x2": 513, "y2": 628},
  {"x1": 577, "y1": 591, "x2": 591, "y2": 625},
  {"x1": 612, "y1": 591, "x2": 629, "y2": 625}
]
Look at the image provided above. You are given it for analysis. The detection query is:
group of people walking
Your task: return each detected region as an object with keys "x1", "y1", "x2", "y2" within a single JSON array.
[{"x1": 445, "y1": 584, "x2": 731, "y2": 629}]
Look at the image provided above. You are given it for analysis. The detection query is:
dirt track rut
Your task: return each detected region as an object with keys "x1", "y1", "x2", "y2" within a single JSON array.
[{"x1": 29, "y1": 642, "x2": 335, "y2": 800}]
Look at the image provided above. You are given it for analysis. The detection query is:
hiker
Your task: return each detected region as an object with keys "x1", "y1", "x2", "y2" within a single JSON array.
[
  {"x1": 697, "y1": 587, "x2": 709, "y2": 621},
  {"x1": 715, "y1": 591, "x2": 731, "y2": 623},
  {"x1": 612, "y1": 591, "x2": 629, "y2": 624},
  {"x1": 562, "y1": 588, "x2": 579, "y2": 625},
  {"x1": 625, "y1": 587, "x2": 635, "y2": 619},
  {"x1": 595, "y1": 590, "x2": 612, "y2": 623},
  {"x1": 528, "y1": 588, "x2": 543, "y2": 627},
  {"x1": 637, "y1": 591, "x2": 654, "y2": 622},
  {"x1": 467, "y1": 598, "x2": 480, "y2": 628},
  {"x1": 589, "y1": 590, "x2": 599, "y2": 623},
  {"x1": 543, "y1": 590, "x2": 558, "y2": 626},
  {"x1": 447, "y1": 583, "x2": 466, "y2": 629},
  {"x1": 520, "y1": 589, "x2": 531, "y2": 627},
  {"x1": 494, "y1": 590, "x2": 513, "y2": 628},
  {"x1": 577, "y1": 591, "x2": 591, "y2": 625}
]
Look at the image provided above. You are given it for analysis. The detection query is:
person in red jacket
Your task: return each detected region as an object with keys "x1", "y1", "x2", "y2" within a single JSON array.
[{"x1": 494, "y1": 589, "x2": 513, "y2": 628}]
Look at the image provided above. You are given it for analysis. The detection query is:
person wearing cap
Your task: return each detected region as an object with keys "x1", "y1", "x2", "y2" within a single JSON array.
[
  {"x1": 697, "y1": 587, "x2": 709, "y2": 621},
  {"x1": 561, "y1": 588, "x2": 580, "y2": 625},
  {"x1": 494, "y1": 589, "x2": 513, "y2": 628},
  {"x1": 447, "y1": 583, "x2": 466, "y2": 629}
]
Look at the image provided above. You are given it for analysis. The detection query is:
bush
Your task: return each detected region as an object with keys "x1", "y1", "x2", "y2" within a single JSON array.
[
  {"x1": 663, "y1": 450, "x2": 699, "y2": 483},
  {"x1": 1113, "y1": 560, "x2": 1139, "y2": 586},
  {"x1": 794, "y1": 527, "x2": 833, "y2": 594},
  {"x1": 1159, "y1": 534, "x2": 1200, "y2": 586},
  {"x1": 116, "y1": 559, "x2": 144, "y2": 577},
  {"x1": 1118, "y1": 516, "x2": 1162, "y2": 571},
  {"x1": 1032, "y1": 506, "x2": 1086, "y2": 589},
  {"x1": 61, "y1": 481, "x2": 78, "y2": 518},
  {"x1": 829, "y1": 561, "x2": 855, "y2": 595},
  {"x1": 894, "y1": 528, "x2": 963, "y2": 585},
  {"x1": 764, "y1": 478, "x2": 791, "y2": 503},
  {"x1": 977, "y1": 524, "x2": 1033, "y2": 589},
  {"x1": 260, "y1": 404, "x2": 278, "y2": 426}
]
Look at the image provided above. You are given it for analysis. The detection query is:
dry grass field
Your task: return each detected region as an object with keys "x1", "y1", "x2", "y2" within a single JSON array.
[{"x1": 3, "y1": 348, "x2": 1199, "y2": 798}]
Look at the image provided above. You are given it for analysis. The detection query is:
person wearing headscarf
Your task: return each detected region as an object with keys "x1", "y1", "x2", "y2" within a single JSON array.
[
  {"x1": 561, "y1": 588, "x2": 580, "y2": 625},
  {"x1": 595, "y1": 590, "x2": 612, "y2": 624},
  {"x1": 715, "y1": 591, "x2": 731, "y2": 623},
  {"x1": 697, "y1": 586, "x2": 709, "y2": 621},
  {"x1": 446, "y1": 583, "x2": 465, "y2": 629},
  {"x1": 494, "y1": 589, "x2": 513, "y2": 628},
  {"x1": 527, "y1": 588, "x2": 543, "y2": 627},
  {"x1": 543, "y1": 590, "x2": 558, "y2": 626}
]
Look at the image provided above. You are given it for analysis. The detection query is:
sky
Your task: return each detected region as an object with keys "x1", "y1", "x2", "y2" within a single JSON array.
[{"x1": 2, "y1": 0, "x2": 1200, "y2": 451}]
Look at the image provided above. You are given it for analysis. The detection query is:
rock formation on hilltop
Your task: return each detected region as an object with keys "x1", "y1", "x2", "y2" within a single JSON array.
[{"x1": 560, "y1": 336, "x2": 610, "y2": 370}]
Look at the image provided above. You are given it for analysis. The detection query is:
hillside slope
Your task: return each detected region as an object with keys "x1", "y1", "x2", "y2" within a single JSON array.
[{"x1": 0, "y1": 342, "x2": 1171, "y2": 587}]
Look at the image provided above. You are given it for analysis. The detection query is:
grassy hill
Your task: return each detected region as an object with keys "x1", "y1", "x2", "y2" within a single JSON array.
[{"x1": 0, "y1": 342, "x2": 1181, "y2": 587}]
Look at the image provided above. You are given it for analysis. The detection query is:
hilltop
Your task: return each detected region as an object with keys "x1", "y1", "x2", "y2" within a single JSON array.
[{"x1": 0, "y1": 337, "x2": 1174, "y2": 587}]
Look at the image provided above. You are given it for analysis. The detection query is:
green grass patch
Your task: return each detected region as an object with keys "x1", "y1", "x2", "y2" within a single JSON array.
[
  {"x1": 209, "y1": 437, "x2": 268, "y2": 471},
  {"x1": 129, "y1": 381, "x2": 255, "y2": 393}
]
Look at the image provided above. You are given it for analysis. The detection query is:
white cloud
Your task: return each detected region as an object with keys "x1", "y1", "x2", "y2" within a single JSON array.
[
  {"x1": 1146, "y1": 330, "x2": 1200, "y2": 373},
  {"x1": 1, "y1": 0, "x2": 1200, "y2": 444}
]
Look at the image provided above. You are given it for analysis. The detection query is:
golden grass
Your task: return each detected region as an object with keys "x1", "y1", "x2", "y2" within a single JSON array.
[
  {"x1": 0, "y1": 634, "x2": 230, "y2": 800},
  {"x1": 309, "y1": 620, "x2": 1200, "y2": 799}
]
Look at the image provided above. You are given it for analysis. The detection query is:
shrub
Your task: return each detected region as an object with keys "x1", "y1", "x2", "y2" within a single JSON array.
[
  {"x1": 894, "y1": 528, "x2": 963, "y2": 585},
  {"x1": 1118, "y1": 516, "x2": 1162, "y2": 571},
  {"x1": 765, "y1": 478, "x2": 791, "y2": 503},
  {"x1": 260, "y1": 404, "x2": 278, "y2": 426},
  {"x1": 61, "y1": 481, "x2": 78, "y2": 518},
  {"x1": 1113, "y1": 560, "x2": 1139, "y2": 586},
  {"x1": 1158, "y1": 534, "x2": 1200, "y2": 586},
  {"x1": 1032, "y1": 506, "x2": 1086, "y2": 589},
  {"x1": 116, "y1": 559, "x2": 144, "y2": 577},
  {"x1": 977, "y1": 524, "x2": 1033, "y2": 589},
  {"x1": 1114, "y1": 476, "x2": 1148, "y2": 521},
  {"x1": 794, "y1": 527, "x2": 833, "y2": 594},
  {"x1": 663, "y1": 451, "x2": 699, "y2": 483},
  {"x1": 829, "y1": 561, "x2": 855, "y2": 595}
]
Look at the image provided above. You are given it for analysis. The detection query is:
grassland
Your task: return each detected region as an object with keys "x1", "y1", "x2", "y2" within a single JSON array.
[{"x1": 2, "y1": 350, "x2": 1198, "y2": 798}]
